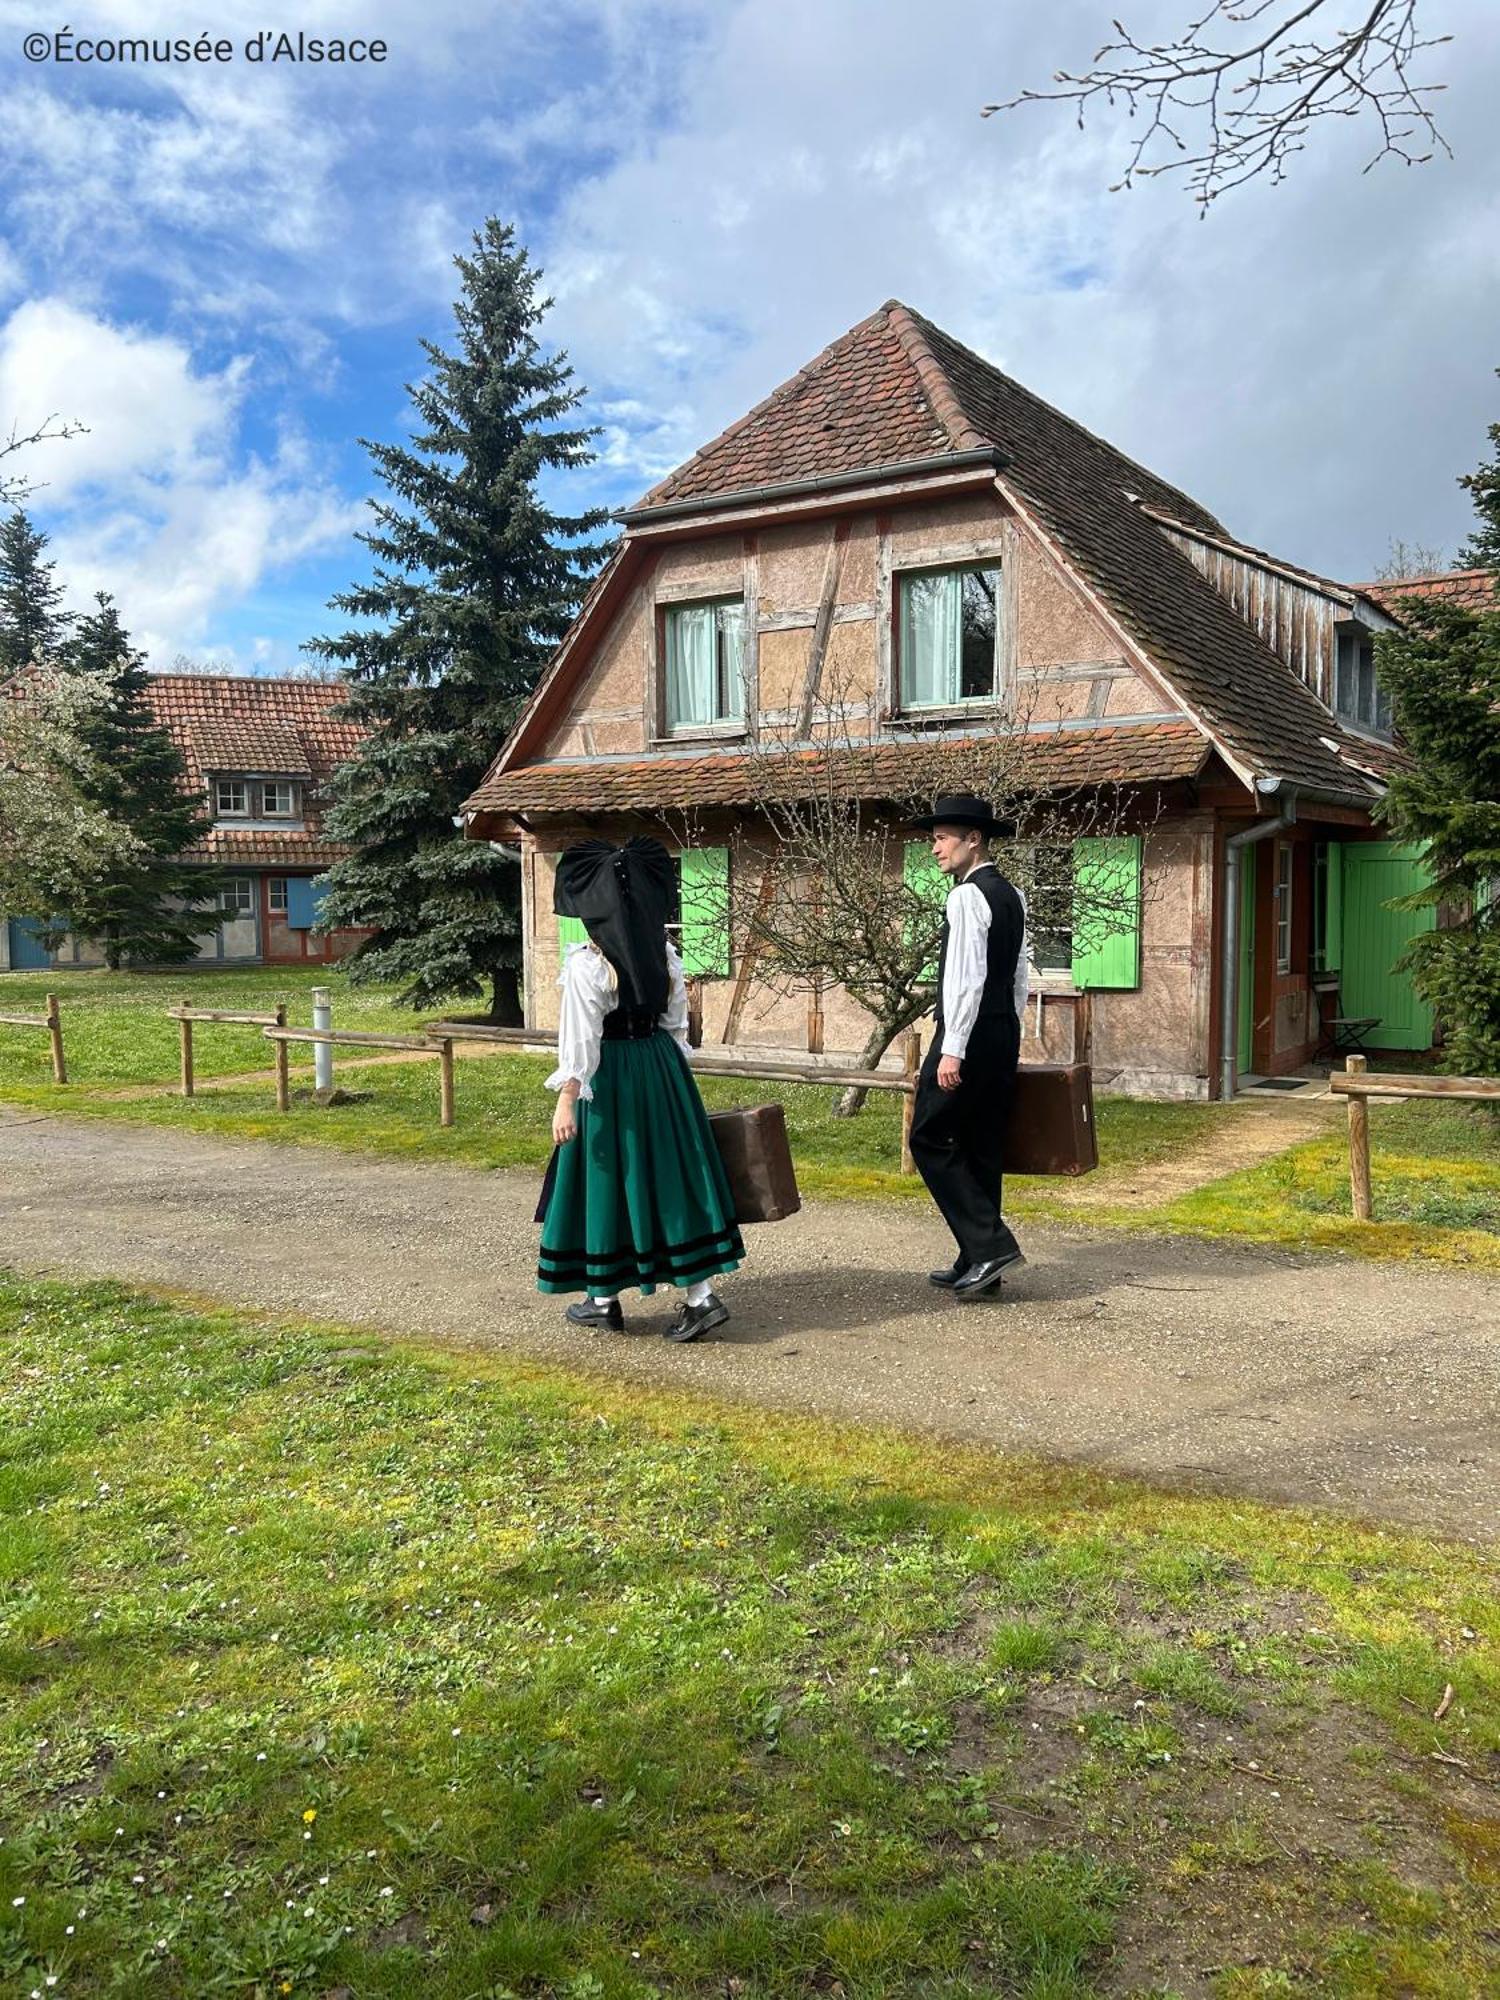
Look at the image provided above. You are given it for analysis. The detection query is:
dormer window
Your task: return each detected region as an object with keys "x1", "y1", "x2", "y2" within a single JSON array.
[
  {"x1": 215, "y1": 779, "x2": 247, "y2": 816},
  {"x1": 1334, "y1": 628, "x2": 1392, "y2": 735},
  {"x1": 262, "y1": 780, "x2": 296, "y2": 818}
]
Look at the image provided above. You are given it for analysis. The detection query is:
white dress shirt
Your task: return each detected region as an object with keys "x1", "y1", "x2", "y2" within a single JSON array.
[
  {"x1": 545, "y1": 939, "x2": 692, "y2": 1101},
  {"x1": 939, "y1": 866, "x2": 1030, "y2": 1061}
]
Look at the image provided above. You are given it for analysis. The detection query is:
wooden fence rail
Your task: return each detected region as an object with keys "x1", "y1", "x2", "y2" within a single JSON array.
[
  {"x1": 424, "y1": 1019, "x2": 926, "y2": 1169},
  {"x1": 0, "y1": 992, "x2": 66, "y2": 1083},
  {"x1": 168, "y1": 1003, "x2": 287, "y2": 1108},
  {"x1": 1329, "y1": 1054, "x2": 1500, "y2": 1219},
  {"x1": 263, "y1": 1025, "x2": 457, "y2": 1128}
]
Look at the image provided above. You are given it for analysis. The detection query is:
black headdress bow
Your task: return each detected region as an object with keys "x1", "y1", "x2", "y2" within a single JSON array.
[{"x1": 553, "y1": 837, "x2": 675, "y2": 1017}]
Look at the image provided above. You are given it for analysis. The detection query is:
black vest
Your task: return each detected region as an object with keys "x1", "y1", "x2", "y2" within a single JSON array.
[{"x1": 934, "y1": 864, "x2": 1025, "y2": 1033}]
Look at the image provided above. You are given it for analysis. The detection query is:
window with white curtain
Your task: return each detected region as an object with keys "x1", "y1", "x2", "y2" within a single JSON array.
[
  {"x1": 897, "y1": 563, "x2": 1000, "y2": 710},
  {"x1": 664, "y1": 599, "x2": 746, "y2": 731}
]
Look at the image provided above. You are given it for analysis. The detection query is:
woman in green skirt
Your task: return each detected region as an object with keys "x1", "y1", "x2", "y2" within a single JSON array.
[{"x1": 537, "y1": 837, "x2": 744, "y2": 1343}]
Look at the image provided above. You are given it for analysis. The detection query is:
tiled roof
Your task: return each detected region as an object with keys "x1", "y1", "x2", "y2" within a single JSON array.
[
  {"x1": 468, "y1": 721, "x2": 1210, "y2": 820},
  {"x1": 145, "y1": 674, "x2": 365, "y2": 868},
  {"x1": 186, "y1": 718, "x2": 313, "y2": 776},
  {"x1": 626, "y1": 302, "x2": 1385, "y2": 805},
  {"x1": 194, "y1": 828, "x2": 359, "y2": 867},
  {"x1": 1356, "y1": 569, "x2": 1498, "y2": 615}
]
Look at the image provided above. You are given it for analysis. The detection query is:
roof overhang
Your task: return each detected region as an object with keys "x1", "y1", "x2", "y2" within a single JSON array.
[{"x1": 616, "y1": 447, "x2": 1008, "y2": 529}]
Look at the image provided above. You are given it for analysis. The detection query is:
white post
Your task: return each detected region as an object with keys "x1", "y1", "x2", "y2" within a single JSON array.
[{"x1": 312, "y1": 986, "x2": 333, "y2": 1093}]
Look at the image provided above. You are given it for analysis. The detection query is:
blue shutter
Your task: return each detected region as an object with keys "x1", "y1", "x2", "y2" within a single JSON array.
[{"x1": 286, "y1": 876, "x2": 328, "y2": 930}]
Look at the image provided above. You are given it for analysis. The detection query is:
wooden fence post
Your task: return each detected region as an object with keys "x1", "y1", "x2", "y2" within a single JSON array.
[
  {"x1": 687, "y1": 976, "x2": 703, "y2": 1050},
  {"x1": 46, "y1": 993, "x2": 66, "y2": 1085},
  {"x1": 437, "y1": 1037, "x2": 455, "y2": 1128},
  {"x1": 900, "y1": 1029, "x2": 920, "y2": 1176},
  {"x1": 179, "y1": 998, "x2": 194, "y2": 1098},
  {"x1": 273, "y1": 1002, "x2": 289, "y2": 1113},
  {"x1": 1346, "y1": 1054, "x2": 1372, "y2": 1221}
]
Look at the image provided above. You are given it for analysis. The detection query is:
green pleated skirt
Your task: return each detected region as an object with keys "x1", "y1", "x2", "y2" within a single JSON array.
[{"x1": 537, "y1": 1031, "x2": 744, "y2": 1297}]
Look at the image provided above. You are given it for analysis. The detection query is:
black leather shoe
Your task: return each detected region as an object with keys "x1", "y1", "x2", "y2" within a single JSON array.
[
  {"x1": 565, "y1": 1297, "x2": 624, "y2": 1332},
  {"x1": 664, "y1": 1293, "x2": 729, "y2": 1343},
  {"x1": 952, "y1": 1251, "x2": 1026, "y2": 1301},
  {"x1": 928, "y1": 1263, "x2": 964, "y2": 1288}
]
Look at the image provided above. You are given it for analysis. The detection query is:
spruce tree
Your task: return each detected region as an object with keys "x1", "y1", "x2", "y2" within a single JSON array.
[
  {"x1": 52, "y1": 594, "x2": 221, "y2": 967},
  {"x1": 1375, "y1": 412, "x2": 1500, "y2": 1074},
  {"x1": 309, "y1": 218, "x2": 609, "y2": 1019},
  {"x1": 1457, "y1": 374, "x2": 1500, "y2": 572},
  {"x1": 0, "y1": 509, "x2": 70, "y2": 672}
]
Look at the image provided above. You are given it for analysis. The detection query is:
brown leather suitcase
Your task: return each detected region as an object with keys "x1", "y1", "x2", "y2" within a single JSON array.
[
  {"x1": 708, "y1": 1103, "x2": 802, "y2": 1223},
  {"x1": 1004, "y1": 1063, "x2": 1098, "y2": 1176}
]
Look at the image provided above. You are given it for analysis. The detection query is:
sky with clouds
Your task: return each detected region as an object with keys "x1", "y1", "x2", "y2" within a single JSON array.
[{"x1": 1, "y1": 0, "x2": 1497, "y2": 672}]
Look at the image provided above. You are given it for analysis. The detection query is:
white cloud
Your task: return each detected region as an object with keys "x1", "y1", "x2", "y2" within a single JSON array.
[
  {"x1": 533, "y1": 0, "x2": 1500, "y2": 576},
  {"x1": 0, "y1": 298, "x2": 359, "y2": 658},
  {"x1": 0, "y1": 298, "x2": 244, "y2": 497}
]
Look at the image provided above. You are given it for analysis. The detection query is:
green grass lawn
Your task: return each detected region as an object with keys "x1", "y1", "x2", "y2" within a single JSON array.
[
  {"x1": 1, "y1": 1273, "x2": 1495, "y2": 1999},
  {"x1": 0, "y1": 967, "x2": 432, "y2": 1090},
  {"x1": 1087, "y1": 1101, "x2": 1500, "y2": 1270}
]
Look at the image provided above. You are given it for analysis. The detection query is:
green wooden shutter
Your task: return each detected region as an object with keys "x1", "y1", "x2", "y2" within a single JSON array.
[
  {"x1": 1071, "y1": 835, "x2": 1142, "y2": 991},
  {"x1": 1312, "y1": 841, "x2": 1343, "y2": 974},
  {"x1": 904, "y1": 841, "x2": 948, "y2": 981},
  {"x1": 557, "y1": 913, "x2": 589, "y2": 949},
  {"x1": 680, "y1": 846, "x2": 730, "y2": 977}
]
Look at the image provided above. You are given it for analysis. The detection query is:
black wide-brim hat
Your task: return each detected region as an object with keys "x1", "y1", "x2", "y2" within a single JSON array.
[{"x1": 908, "y1": 792, "x2": 1011, "y2": 839}]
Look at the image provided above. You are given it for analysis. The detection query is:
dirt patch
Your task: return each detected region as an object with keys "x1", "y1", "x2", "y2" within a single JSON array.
[{"x1": 1048, "y1": 1099, "x2": 1341, "y2": 1210}]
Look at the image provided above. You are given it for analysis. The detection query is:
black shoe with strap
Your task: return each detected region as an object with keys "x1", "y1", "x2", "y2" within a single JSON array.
[
  {"x1": 565, "y1": 1297, "x2": 625, "y2": 1333},
  {"x1": 928, "y1": 1259, "x2": 966, "y2": 1289}
]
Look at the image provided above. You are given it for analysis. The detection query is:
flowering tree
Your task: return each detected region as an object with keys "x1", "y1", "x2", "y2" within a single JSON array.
[{"x1": 0, "y1": 664, "x2": 144, "y2": 919}]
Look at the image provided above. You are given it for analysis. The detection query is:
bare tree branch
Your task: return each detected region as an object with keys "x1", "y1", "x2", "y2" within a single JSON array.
[
  {"x1": 984, "y1": 0, "x2": 1451, "y2": 210},
  {"x1": 662, "y1": 662, "x2": 1159, "y2": 1113},
  {"x1": 0, "y1": 414, "x2": 91, "y2": 505}
]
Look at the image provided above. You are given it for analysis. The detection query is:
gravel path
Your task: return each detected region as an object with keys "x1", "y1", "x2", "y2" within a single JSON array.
[{"x1": 3, "y1": 1106, "x2": 1496, "y2": 1542}]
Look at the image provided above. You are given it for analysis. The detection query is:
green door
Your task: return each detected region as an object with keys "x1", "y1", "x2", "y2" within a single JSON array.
[
  {"x1": 1339, "y1": 843, "x2": 1435, "y2": 1051},
  {"x1": 1237, "y1": 844, "x2": 1256, "y2": 1074}
]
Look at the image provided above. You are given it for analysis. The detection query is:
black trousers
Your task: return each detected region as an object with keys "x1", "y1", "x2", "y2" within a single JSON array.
[{"x1": 909, "y1": 1017, "x2": 1022, "y2": 1270}]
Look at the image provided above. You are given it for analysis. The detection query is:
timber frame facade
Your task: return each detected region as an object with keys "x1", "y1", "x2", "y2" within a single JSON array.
[{"x1": 464, "y1": 301, "x2": 1438, "y2": 1099}]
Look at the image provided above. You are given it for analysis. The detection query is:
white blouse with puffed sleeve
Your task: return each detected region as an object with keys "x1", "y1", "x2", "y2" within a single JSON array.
[{"x1": 545, "y1": 939, "x2": 693, "y2": 1102}]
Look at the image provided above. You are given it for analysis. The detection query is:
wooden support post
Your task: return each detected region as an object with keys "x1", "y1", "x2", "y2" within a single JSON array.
[
  {"x1": 807, "y1": 975, "x2": 825, "y2": 1056},
  {"x1": 438, "y1": 1037, "x2": 455, "y2": 1128},
  {"x1": 46, "y1": 993, "x2": 66, "y2": 1086},
  {"x1": 687, "y1": 976, "x2": 703, "y2": 1050},
  {"x1": 179, "y1": 999, "x2": 194, "y2": 1098},
  {"x1": 1346, "y1": 1054, "x2": 1372, "y2": 1221},
  {"x1": 273, "y1": 1003, "x2": 289, "y2": 1113},
  {"x1": 900, "y1": 1029, "x2": 921, "y2": 1177}
]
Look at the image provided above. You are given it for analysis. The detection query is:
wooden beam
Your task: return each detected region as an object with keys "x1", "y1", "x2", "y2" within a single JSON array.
[
  {"x1": 796, "y1": 519, "x2": 850, "y2": 739},
  {"x1": 1329, "y1": 1070, "x2": 1500, "y2": 1101}
]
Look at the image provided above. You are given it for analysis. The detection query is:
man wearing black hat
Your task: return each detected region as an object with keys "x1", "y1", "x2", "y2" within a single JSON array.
[{"x1": 907, "y1": 794, "x2": 1029, "y2": 1300}]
